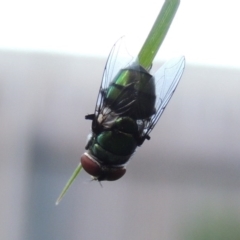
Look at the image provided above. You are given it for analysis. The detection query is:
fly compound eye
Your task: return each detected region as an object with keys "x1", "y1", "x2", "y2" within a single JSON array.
[
  {"x1": 81, "y1": 153, "x2": 126, "y2": 181},
  {"x1": 104, "y1": 167, "x2": 126, "y2": 181},
  {"x1": 81, "y1": 154, "x2": 101, "y2": 178}
]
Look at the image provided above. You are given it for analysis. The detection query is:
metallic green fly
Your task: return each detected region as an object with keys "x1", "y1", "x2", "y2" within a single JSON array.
[
  {"x1": 56, "y1": 0, "x2": 184, "y2": 205},
  {"x1": 82, "y1": 41, "x2": 185, "y2": 181}
]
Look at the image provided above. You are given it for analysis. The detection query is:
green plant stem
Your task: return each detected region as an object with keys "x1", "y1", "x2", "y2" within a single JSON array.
[
  {"x1": 137, "y1": 0, "x2": 180, "y2": 70},
  {"x1": 55, "y1": 164, "x2": 83, "y2": 205}
]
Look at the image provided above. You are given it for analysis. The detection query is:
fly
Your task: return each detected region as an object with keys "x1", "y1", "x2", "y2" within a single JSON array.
[{"x1": 56, "y1": 0, "x2": 184, "y2": 205}]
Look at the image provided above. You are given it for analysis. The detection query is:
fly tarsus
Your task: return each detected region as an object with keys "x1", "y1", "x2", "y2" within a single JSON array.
[
  {"x1": 137, "y1": 134, "x2": 151, "y2": 146},
  {"x1": 145, "y1": 135, "x2": 150, "y2": 140},
  {"x1": 85, "y1": 114, "x2": 95, "y2": 120}
]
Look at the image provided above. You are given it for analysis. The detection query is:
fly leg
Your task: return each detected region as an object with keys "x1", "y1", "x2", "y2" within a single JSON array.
[
  {"x1": 137, "y1": 135, "x2": 151, "y2": 146},
  {"x1": 85, "y1": 114, "x2": 95, "y2": 120}
]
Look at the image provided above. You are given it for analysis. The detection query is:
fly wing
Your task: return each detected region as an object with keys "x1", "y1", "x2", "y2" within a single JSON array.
[
  {"x1": 94, "y1": 37, "x2": 134, "y2": 119},
  {"x1": 143, "y1": 56, "x2": 185, "y2": 137}
]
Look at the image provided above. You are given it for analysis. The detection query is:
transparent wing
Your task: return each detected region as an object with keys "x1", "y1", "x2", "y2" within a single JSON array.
[
  {"x1": 143, "y1": 56, "x2": 185, "y2": 136},
  {"x1": 95, "y1": 37, "x2": 134, "y2": 118}
]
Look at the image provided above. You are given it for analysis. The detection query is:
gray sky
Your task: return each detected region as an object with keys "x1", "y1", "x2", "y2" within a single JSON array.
[{"x1": 0, "y1": 0, "x2": 239, "y2": 68}]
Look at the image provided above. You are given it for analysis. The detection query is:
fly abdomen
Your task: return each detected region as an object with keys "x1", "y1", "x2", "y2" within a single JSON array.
[{"x1": 105, "y1": 63, "x2": 156, "y2": 119}]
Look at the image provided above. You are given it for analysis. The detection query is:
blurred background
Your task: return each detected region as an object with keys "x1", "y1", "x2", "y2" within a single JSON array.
[{"x1": 1, "y1": 0, "x2": 240, "y2": 240}]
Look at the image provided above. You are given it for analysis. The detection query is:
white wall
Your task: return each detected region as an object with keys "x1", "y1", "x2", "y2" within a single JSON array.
[{"x1": 1, "y1": 51, "x2": 240, "y2": 240}]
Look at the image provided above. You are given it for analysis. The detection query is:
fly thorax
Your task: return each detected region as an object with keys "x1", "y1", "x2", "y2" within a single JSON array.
[{"x1": 113, "y1": 117, "x2": 138, "y2": 135}]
